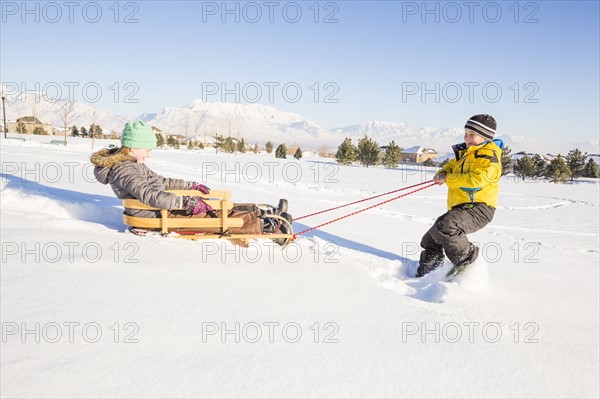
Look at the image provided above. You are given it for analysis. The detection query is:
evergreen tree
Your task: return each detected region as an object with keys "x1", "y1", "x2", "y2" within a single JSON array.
[
  {"x1": 501, "y1": 146, "x2": 512, "y2": 176},
  {"x1": 275, "y1": 144, "x2": 287, "y2": 159},
  {"x1": 214, "y1": 135, "x2": 225, "y2": 150},
  {"x1": 513, "y1": 155, "x2": 536, "y2": 180},
  {"x1": 156, "y1": 133, "x2": 165, "y2": 147},
  {"x1": 71, "y1": 125, "x2": 79, "y2": 137},
  {"x1": 422, "y1": 158, "x2": 435, "y2": 167},
  {"x1": 545, "y1": 156, "x2": 570, "y2": 183},
  {"x1": 533, "y1": 155, "x2": 547, "y2": 178},
  {"x1": 583, "y1": 158, "x2": 599, "y2": 178},
  {"x1": 265, "y1": 141, "x2": 274, "y2": 154},
  {"x1": 166, "y1": 135, "x2": 180, "y2": 149},
  {"x1": 357, "y1": 135, "x2": 380, "y2": 167},
  {"x1": 382, "y1": 141, "x2": 402, "y2": 169},
  {"x1": 237, "y1": 138, "x2": 246, "y2": 153},
  {"x1": 335, "y1": 138, "x2": 356, "y2": 165},
  {"x1": 16, "y1": 121, "x2": 27, "y2": 134},
  {"x1": 80, "y1": 126, "x2": 88, "y2": 137},
  {"x1": 222, "y1": 137, "x2": 235, "y2": 153},
  {"x1": 214, "y1": 135, "x2": 235, "y2": 152},
  {"x1": 33, "y1": 126, "x2": 47, "y2": 135},
  {"x1": 90, "y1": 123, "x2": 103, "y2": 138},
  {"x1": 294, "y1": 147, "x2": 303, "y2": 160},
  {"x1": 565, "y1": 148, "x2": 586, "y2": 181}
]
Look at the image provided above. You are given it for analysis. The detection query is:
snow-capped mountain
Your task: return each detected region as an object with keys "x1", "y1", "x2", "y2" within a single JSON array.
[
  {"x1": 494, "y1": 134, "x2": 543, "y2": 153},
  {"x1": 140, "y1": 100, "x2": 341, "y2": 146},
  {"x1": 332, "y1": 120, "x2": 416, "y2": 139}
]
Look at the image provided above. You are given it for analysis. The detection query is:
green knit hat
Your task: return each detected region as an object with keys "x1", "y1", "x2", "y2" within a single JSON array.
[{"x1": 121, "y1": 121, "x2": 157, "y2": 150}]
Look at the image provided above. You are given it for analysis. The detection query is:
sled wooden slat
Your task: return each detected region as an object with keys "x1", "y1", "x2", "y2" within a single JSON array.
[
  {"x1": 121, "y1": 190, "x2": 294, "y2": 247},
  {"x1": 122, "y1": 215, "x2": 244, "y2": 229}
]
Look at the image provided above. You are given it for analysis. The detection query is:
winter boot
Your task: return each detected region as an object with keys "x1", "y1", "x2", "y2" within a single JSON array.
[
  {"x1": 273, "y1": 212, "x2": 293, "y2": 246},
  {"x1": 274, "y1": 199, "x2": 288, "y2": 215},
  {"x1": 260, "y1": 199, "x2": 288, "y2": 218},
  {"x1": 446, "y1": 244, "x2": 479, "y2": 279},
  {"x1": 416, "y1": 249, "x2": 445, "y2": 277}
]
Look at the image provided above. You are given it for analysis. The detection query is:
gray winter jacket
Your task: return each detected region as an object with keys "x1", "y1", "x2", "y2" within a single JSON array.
[{"x1": 91, "y1": 148, "x2": 191, "y2": 218}]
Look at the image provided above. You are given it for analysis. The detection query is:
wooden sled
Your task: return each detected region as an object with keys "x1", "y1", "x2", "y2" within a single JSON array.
[{"x1": 122, "y1": 190, "x2": 293, "y2": 247}]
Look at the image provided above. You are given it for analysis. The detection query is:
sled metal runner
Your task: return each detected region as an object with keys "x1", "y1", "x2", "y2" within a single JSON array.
[{"x1": 122, "y1": 189, "x2": 293, "y2": 247}]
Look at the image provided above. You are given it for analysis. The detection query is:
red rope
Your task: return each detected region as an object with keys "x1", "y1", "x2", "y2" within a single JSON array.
[
  {"x1": 293, "y1": 180, "x2": 434, "y2": 221},
  {"x1": 293, "y1": 182, "x2": 437, "y2": 239}
]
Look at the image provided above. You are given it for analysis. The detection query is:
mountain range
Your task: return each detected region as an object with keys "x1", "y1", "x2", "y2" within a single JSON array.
[{"x1": 2, "y1": 87, "x2": 597, "y2": 155}]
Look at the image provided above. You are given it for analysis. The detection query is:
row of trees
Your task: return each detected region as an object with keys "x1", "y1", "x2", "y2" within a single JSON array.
[
  {"x1": 335, "y1": 136, "x2": 384, "y2": 167},
  {"x1": 335, "y1": 136, "x2": 431, "y2": 169},
  {"x1": 15, "y1": 122, "x2": 116, "y2": 139},
  {"x1": 70, "y1": 124, "x2": 110, "y2": 138},
  {"x1": 513, "y1": 149, "x2": 599, "y2": 182},
  {"x1": 270, "y1": 142, "x2": 302, "y2": 160},
  {"x1": 333, "y1": 137, "x2": 599, "y2": 184},
  {"x1": 178, "y1": 136, "x2": 303, "y2": 159}
]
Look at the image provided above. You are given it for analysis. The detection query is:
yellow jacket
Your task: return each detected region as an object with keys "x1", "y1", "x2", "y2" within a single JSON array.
[{"x1": 438, "y1": 139, "x2": 503, "y2": 209}]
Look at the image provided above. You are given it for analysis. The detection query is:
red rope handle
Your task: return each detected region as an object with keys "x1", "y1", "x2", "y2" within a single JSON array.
[
  {"x1": 293, "y1": 180, "x2": 434, "y2": 221},
  {"x1": 293, "y1": 182, "x2": 437, "y2": 239}
]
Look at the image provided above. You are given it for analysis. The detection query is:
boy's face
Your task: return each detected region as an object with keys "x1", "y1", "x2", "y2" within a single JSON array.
[
  {"x1": 129, "y1": 148, "x2": 152, "y2": 163},
  {"x1": 464, "y1": 129, "x2": 487, "y2": 147}
]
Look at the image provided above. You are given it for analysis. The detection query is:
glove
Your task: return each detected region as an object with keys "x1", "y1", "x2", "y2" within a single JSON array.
[
  {"x1": 190, "y1": 182, "x2": 210, "y2": 194},
  {"x1": 181, "y1": 196, "x2": 213, "y2": 215},
  {"x1": 434, "y1": 172, "x2": 446, "y2": 185}
]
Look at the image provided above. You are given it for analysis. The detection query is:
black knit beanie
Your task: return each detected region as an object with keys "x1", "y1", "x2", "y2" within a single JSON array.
[{"x1": 464, "y1": 114, "x2": 496, "y2": 140}]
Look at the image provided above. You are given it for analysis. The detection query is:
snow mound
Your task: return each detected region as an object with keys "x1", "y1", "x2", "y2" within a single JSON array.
[
  {"x1": 400, "y1": 258, "x2": 489, "y2": 303},
  {"x1": 1, "y1": 176, "x2": 123, "y2": 231}
]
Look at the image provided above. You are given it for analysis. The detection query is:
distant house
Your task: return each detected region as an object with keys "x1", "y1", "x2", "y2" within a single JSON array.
[
  {"x1": 8, "y1": 116, "x2": 54, "y2": 135},
  {"x1": 400, "y1": 146, "x2": 438, "y2": 163},
  {"x1": 511, "y1": 152, "x2": 555, "y2": 163}
]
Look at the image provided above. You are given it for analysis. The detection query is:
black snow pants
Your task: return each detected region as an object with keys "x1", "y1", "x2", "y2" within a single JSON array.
[{"x1": 420, "y1": 202, "x2": 495, "y2": 267}]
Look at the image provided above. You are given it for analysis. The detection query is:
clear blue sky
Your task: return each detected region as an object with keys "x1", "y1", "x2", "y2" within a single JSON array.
[{"x1": 1, "y1": 0, "x2": 598, "y2": 145}]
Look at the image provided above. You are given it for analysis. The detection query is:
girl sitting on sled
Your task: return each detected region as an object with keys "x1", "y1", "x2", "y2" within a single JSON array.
[{"x1": 90, "y1": 120, "x2": 292, "y2": 244}]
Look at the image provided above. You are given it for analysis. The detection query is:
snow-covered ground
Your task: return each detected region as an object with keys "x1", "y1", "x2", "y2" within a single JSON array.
[{"x1": 1, "y1": 135, "x2": 599, "y2": 398}]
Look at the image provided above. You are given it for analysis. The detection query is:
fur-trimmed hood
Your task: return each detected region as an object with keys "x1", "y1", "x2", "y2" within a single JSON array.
[
  {"x1": 90, "y1": 147, "x2": 136, "y2": 184},
  {"x1": 90, "y1": 147, "x2": 136, "y2": 168}
]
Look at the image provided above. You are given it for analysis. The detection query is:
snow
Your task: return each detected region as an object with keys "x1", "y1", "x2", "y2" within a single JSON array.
[{"x1": 1, "y1": 135, "x2": 599, "y2": 398}]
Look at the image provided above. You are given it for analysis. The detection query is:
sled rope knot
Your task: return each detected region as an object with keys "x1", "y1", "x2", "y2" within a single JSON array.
[{"x1": 292, "y1": 180, "x2": 436, "y2": 239}]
